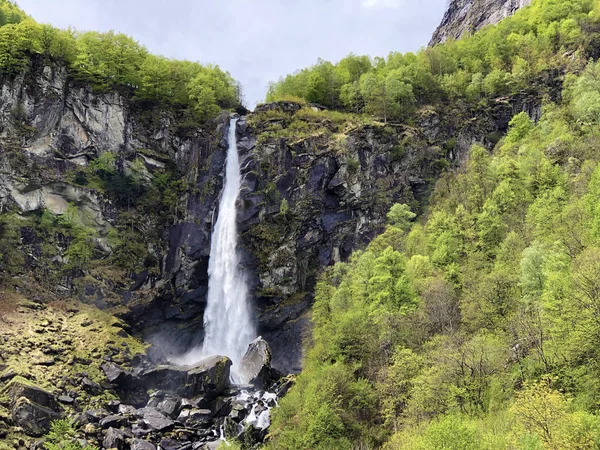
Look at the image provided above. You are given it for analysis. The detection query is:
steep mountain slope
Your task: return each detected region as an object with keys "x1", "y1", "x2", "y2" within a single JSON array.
[
  {"x1": 264, "y1": 0, "x2": 600, "y2": 449},
  {"x1": 430, "y1": 0, "x2": 532, "y2": 46}
]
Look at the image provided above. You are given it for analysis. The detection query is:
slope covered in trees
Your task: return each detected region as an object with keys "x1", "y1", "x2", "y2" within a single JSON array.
[
  {"x1": 267, "y1": 0, "x2": 600, "y2": 122},
  {"x1": 265, "y1": 0, "x2": 600, "y2": 449},
  {"x1": 0, "y1": 0, "x2": 240, "y2": 120}
]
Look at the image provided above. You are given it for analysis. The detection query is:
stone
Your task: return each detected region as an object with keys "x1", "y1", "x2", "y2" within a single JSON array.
[
  {"x1": 11, "y1": 397, "x2": 61, "y2": 437},
  {"x1": 229, "y1": 403, "x2": 248, "y2": 422},
  {"x1": 81, "y1": 377, "x2": 102, "y2": 394},
  {"x1": 107, "y1": 400, "x2": 121, "y2": 413},
  {"x1": 178, "y1": 408, "x2": 212, "y2": 428},
  {"x1": 83, "y1": 423, "x2": 97, "y2": 435},
  {"x1": 57, "y1": 395, "x2": 75, "y2": 405},
  {"x1": 136, "y1": 408, "x2": 175, "y2": 432},
  {"x1": 84, "y1": 409, "x2": 110, "y2": 423},
  {"x1": 118, "y1": 404, "x2": 136, "y2": 415},
  {"x1": 131, "y1": 439, "x2": 157, "y2": 450},
  {"x1": 186, "y1": 356, "x2": 232, "y2": 398},
  {"x1": 239, "y1": 337, "x2": 272, "y2": 389},
  {"x1": 157, "y1": 397, "x2": 181, "y2": 418},
  {"x1": 101, "y1": 362, "x2": 128, "y2": 383},
  {"x1": 99, "y1": 414, "x2": 130, "y2": 429},
  {"x1": 103, "y1": 427, "x2": 127, "y2": 450},
  {"x1": 141, "y1": 356, "x2": 232, "y2": 399},
  {"x1": 276, "y1": 376, "x2": 295, "y2": 398},
  {"x1": 4, "y1": 380, "x2": 59, "y2": 411},
  {"x1": 160, "y1": 438, "x2": 189, "y2": 450}
]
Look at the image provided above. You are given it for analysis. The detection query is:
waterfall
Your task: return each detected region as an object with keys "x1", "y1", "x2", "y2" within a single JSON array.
[{"x1": 193, "y1": 117, "x2": 256, "y2": 369}]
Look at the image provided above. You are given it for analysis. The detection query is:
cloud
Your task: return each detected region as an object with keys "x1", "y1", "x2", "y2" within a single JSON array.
[{"x1": 361, "y1": 0, "x2": 404, "y2": 8}]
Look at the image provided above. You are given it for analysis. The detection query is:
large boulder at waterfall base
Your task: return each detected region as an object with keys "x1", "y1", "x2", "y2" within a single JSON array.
[
  {"x1": 239, "y1": 337, "x2": 273, "y2": 389},
  {"x1": 141, "y1": 356, "x2": 232, "y2": 399}
]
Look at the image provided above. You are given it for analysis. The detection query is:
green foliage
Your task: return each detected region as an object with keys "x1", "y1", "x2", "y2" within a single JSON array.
[
  {"x1": 266, "y1": 0, "x2": 600, "y2": 123},
  {"x1": 43, "y1": 419, "x2": 93, "y2": 450},
  {"x1": 387, "y1": 203, "x2": 416, "y2": 231},
  {"x1": 269, "y1": 43, "x2": 600, "y2": 448},
  {"x1": 0, "y1": 6, "x2": 239, "y2": 120}
]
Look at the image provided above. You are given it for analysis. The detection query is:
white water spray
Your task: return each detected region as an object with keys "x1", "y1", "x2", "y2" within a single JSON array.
[{"x1": 180, "y1": 118, "x2": 256, "y2": 369}]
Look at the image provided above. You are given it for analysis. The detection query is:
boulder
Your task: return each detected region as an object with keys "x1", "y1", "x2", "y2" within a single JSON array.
[
  {"x1": 141, "y1": 356, "x2": 232, "y2": 399},
  {"x1": 103, "y1": 427, "x2": 127, "y2": 450},
  {"x1": 84, "y1": 409, "x2": 110, "y2": 423},
  {"x1": 135, "y1": 407, "x2": 175, "y2": 432},
  {"x1": 101, "y1": 362, "x2": 128, "y2": 383},
  {"x1": 239, "y1": 337, "x2": 272, "y2": 389},
  {"x1": 156, "y1": 397, "x2": 181, "y2": 419},
  {"x1": 99, "y1": 414, "x2": 130, "y2": 429},
  {"x1": 177, "y1": 408, "x2": 212, "y2": 428},
  {"x1": 4, "y1": 380, "x2": 59, "y2": 411},
  {"x1": 131, "y1": 439, "x2": 157, "y2": 450},
  {"x1": 186, "y1": 356, "x2": 232, "y2": 398},
  {"x1": 11, "y1": 397, "x2": 61, "y2": 436}
]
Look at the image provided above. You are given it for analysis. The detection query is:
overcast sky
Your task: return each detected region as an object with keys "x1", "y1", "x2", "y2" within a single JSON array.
[{"x1": 16, "y1": 0, "x2": 448, "y2": 107}]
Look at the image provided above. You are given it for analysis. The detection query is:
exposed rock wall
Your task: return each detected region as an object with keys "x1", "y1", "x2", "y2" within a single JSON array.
[
  {"x1": 430, "y1": 0, "x2": 532, "y2": 46},
  {"x1": 0, "y1": 57, "x2": 559, "y2": 375}
]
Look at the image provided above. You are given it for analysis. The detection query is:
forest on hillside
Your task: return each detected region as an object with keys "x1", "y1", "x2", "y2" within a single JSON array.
[
  {"x1": 262, "y1": 0, "x2": 600, "y2": 449},
  {"x1": 0, "y1": 0, "x2": 239, "y2": 120},
  {"x1": 267, "y1": 0, "x2": 600, "y2": 124}
]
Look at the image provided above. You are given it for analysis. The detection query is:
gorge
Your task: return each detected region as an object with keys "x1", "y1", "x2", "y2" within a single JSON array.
[{"x1": 1, "y1": 0, "x2": 600, "y2": 449}]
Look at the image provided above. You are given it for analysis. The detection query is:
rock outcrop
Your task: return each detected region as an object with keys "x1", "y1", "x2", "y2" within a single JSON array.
[{"x1": 430, "y1": 0, "x2": 532, "y2": 46}]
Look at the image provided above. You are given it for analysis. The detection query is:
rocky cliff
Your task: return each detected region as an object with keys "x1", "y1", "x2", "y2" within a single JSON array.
[
  {"x1": 430, "y1": 0, "x2": 532, "y2": 46},
  {"x1": 0, "y1": 56, "x2": 558, "y2": 376}
]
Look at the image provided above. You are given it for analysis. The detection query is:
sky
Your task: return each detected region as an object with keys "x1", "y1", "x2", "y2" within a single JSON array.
[{"x1": 16, "y1": 0, "x2": 448, "y2": 107}]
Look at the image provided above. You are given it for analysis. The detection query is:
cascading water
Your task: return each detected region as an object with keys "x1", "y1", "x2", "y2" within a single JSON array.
[
  {"x1": 180, "y1": 117, "x2": 256, "y2": 371},
  {"x1": 202, "y1": 117, "x2": 256, "y2": 366}
]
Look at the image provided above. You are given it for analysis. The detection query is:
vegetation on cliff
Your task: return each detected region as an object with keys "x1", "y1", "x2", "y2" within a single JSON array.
[
  {"x1": 267, "y1": 0, "x2": 599, "y2": 122},
  {"x1": 267, "y1": 0, "x2": 600, "y2": 448},
  {"x1": 0, "y1": 0, "x2": 239, "y2": 120}
]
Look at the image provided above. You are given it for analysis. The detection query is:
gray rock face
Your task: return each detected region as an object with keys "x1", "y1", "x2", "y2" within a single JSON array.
[
  {"x1": 239, "y1": 337, "x2": 272, "y2": 389},
  {"x1": 430, "y1": 0, "x2": 532, "y2": 46},
  {"x1": 0, "y1": 58, "x2": 557, "y2": 377},
  {"x1": 11, "y1": 397, "x2": 61, "y2": 436}
]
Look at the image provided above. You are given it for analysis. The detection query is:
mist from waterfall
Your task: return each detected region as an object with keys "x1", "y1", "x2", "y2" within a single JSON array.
[{"x1": 180, "y1": 117, "x2": 256, "y2": 369}]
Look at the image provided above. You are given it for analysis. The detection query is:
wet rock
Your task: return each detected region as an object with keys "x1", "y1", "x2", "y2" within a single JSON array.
[
  {"x1": 11, "y1": 397, "x2": 61, "y2": 436},
  {"x1": 229, "y1": 403, "x2": 248, "y2": 422},
  {"x1": 239, "y1": 337, "x2": 272, "y2": 389},
  {"x1": 276, "y1": 376, "x2": 296, "y2": 398},
  {"x1": 103, "y1": 427, "x2": 127, "y2": 450}
]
